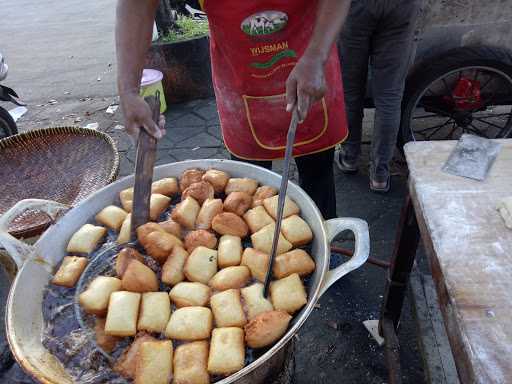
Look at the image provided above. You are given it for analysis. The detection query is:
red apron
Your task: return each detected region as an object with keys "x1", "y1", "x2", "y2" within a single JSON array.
[{"x1": 202, "y1": 0, "x2": 348, "y2": 160}]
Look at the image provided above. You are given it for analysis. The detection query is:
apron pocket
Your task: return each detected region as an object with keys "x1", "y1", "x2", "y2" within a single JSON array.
[{"x1": 242, "y1": 93, "x2": 328, "y2": 150}]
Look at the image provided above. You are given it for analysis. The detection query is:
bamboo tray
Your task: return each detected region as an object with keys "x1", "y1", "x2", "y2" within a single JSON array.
[{"x1": 0, "y1": 127, "x2": 119, "y2": 238}]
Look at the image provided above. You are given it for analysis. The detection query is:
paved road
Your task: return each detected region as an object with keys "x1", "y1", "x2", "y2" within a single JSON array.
[{"x1": 1, "y1": 0, "x2": 117, "y2": 104}]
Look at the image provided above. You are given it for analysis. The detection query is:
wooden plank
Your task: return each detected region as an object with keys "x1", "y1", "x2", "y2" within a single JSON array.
[
  {"x1": 405, "y1": 139, "x2": 512, "y2": 384},
  {"x1": 410, "y1": 267, "x2": 460, "y2": 384}
]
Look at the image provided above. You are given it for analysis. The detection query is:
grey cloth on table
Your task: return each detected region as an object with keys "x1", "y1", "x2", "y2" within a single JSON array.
[{"x1": 339, "y1": 0, "x2": 421, "y2": 181}]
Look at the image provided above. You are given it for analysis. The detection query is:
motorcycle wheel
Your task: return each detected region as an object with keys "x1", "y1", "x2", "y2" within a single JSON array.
[
  {"x1": 398, "y1": 46, "x2": 512, "y2": 147},
  {"x1": 0, "y1": 106, "x2": 17, "y2": 140}
]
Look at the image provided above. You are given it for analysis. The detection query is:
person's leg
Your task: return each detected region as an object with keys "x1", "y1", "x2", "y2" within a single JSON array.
[
  {"x1": 369, "y1": 0, "x2": 421, "y2": 190},
  {"x1": 336, "y1": 0, "x2": 374, "y2": 172},
  {"x1": 295, "y1": 149, "x2": 336, "y2": 219},
  {"x1": 230, "y1": 154, "x2": 272, "y2": 170}
]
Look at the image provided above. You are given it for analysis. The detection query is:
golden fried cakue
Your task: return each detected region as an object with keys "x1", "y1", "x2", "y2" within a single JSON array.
[
  {"x1": 51, "y1": 256, "x2": 88, "y2": 288},
  {"x1": 202, "y1": 169, "x2": 230, "y2": 194},
  {"x1": 196, "y1": 198, "x2": 223, "y2": 230},
  {"x1": 211, "y1": 212, "x2": 248, "y2": 238},
  {"x1": 182, "y1": 181, "x2": 214, "y2": 205}
]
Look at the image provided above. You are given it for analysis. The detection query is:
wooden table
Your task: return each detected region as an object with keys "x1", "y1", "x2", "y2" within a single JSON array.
[{"x1": 379, "y1": 139, "x2": 512, "y2": 384}]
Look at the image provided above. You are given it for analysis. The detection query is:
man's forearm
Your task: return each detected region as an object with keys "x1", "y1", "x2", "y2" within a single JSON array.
[
  {"x1": 116, "y1": 0, "x2": 159, "y2": 96},
  {"x1": 303, "y1": 0, "x2": 351, "y2": 64}
]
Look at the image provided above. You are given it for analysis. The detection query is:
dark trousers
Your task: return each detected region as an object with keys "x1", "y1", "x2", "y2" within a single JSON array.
[
  {"x1": 339, "y1": 0, "x2": 421, "y2": 180},
  {"x1": 231, "y1": 149, "x2": 337, "y2": 219}
]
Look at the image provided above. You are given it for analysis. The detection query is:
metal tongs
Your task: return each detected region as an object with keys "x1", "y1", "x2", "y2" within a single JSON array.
[
  {"x1": 263, "y1": 105, "x2": 300, "y2": 297},
  {"x1": 130, "y1": 93, "x2": 161, "y2": 240}
]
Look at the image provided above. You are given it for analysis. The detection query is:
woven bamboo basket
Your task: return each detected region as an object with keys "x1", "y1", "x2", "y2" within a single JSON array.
[{"x1": 0, "y1": 126, "x2": 119, "y2": 238}]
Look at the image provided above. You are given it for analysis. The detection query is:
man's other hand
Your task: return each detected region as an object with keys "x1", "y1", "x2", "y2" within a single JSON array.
[
  {"x1": 120, "y1": 92, "x2": 166, "y2": 141},
  {"x1": 285, "y1": 56, "x2": 326, "y2": 123}
]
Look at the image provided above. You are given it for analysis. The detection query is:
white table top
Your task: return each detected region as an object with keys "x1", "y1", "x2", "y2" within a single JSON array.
[{"x1": 405, "y1": 139, "x2": 512, "y2": 384}]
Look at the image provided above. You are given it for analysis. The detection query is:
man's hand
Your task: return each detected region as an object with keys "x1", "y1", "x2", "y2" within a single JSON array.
[
  {"x1": 285, "y1": 56, "x2": 326, "y2": 123},
  {"x1": 120, "y1": 92, "x2": 166, "y2": 141}
]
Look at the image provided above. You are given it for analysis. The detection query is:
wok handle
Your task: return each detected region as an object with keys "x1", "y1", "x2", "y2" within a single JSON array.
[
  {"x1": 0, "y1": 198, "x2": 69, "y2": 269},
  {"x1": 318, "y1": 218, "x2": 370, "y2": 297}
]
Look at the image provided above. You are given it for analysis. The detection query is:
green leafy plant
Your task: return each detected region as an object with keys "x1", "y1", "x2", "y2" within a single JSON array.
[{"x1": 160, "y1": 16, "x2": 209, "y2": 42}]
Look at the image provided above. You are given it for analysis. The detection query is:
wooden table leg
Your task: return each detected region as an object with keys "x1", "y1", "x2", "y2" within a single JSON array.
[{"x1": 379, "y1": 194, "x2": 421, "y2": 384}]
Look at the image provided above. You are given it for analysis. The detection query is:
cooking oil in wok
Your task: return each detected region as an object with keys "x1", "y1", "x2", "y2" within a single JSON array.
[{"x1": 42, "y1": 202, "x2": 309, "y2": 383}]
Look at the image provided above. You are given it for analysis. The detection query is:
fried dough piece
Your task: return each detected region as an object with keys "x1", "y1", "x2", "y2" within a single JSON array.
[
  {"x1": 52, "y1": 256, "x2": 88, "y2": 288},
  {"x1": 152, "y1": 177, "x2": 179, "y2": 197},
  {"x1": 161, "y1": 246, "x2": 189, "y2": 286},
  {"x1": 207, "y1": 327, "x2": 245, "y2": 375},
  {"x1": 180, "y1": 169, "x2": 205, "y2": 191},
  {"x1": 184, "y1": 229, "x2": 218, "y2": 252},
  {"x1": 115, "y1": 247, "x2": 144, "y2": 277},
  {"x1": 119, "y1": 187, "x2": 134, "y2": 212},
  {"x1": 135, "y1": 340, "x2": 173, "y2": 384},
  {"x1": 225, "y1": 178, "x2": 258, "y2": 195},
  {"x1": 281, "y1": 215, "x2": 313, "y2": 246},
  {"x1": 273, "y1": 249, "x2": 315, "y2": 279},
  {"x1": 209, "y1": 266, "x2": 251, "y2": 291},
  {"x1": 210, "y1": 289, "x2": 247, "y2": 328},
  {"x1": 184, "y1": 246, "x2": 218, "y2": 284},
  {"x1": 240, "y1": 283, "x2": 274, "y2": 320},
  {"x1": 169, "y1": 282, "x2": 211, "y2": 308},
  {"x1": 95, "y1": 317, "x2": 120, "y2": 353},
  {"x1": 182, "y1": 181, "x2": 214, "y2": 205},
  {"x1": 158, "y1": 218, "x2": 182, "y2": 238},
  {"x1": 263, "y1": 195, "x2": 300, "y2": 220},
  {"x1": 143, "y1": 231, "x2": 183, "y2": 264},
  {"x1": 202, "y1": 169, "x2": 230, "y2": 194},
  {"x1": 223, "y1": 191, "x2": 252, "y2": 216},
  {"x1": 250, "y1": 223, "x2": 293, "y2": 255},
  {"x1": 135, "y1": 221, "x2": 165, "y2": 248},
  {"x1": 270, "y1": 273, "x2": 307, "y2": 314},
  {"x1": 121, "y1": 194, "x2": 171, "y2": 220},
  {"x1": 171, "y1": 196, "x2": 200, "y2": 230},
  {"x1": 136, "y1": 222, "x2": 166, "y2": 243},
  {"x1": 244, "y1": 310, "x2": 292, "y2": 348},
  {"x1": 114, "y1": 333, "x2": 156, "y2": 379},
  {"x1": 252, "y1": 186, "x2": 278, "y2": 207},
  {"x1": 149, "y1": 194, "x2": 171, "y2": 221},
  {"x1": 79, "y1": 276, "x2": 122, "y2": 316},
  {"x1": 165, "y1": 306, "x2": 213, "y2": 341},
  {"x1": 122, "y1": 260, "x2": 159, "y2": 293},
  {"x1": 243, "y1": 205, "x2": 275, "y2": 234},
  {"x1": 117, "y1": 214, "x2": 131, "y2": 244},
  {"x1": 105, "y1": 291, "x2": 141, "y2": 337},
  {"x1": 241, "y1": 248, "x2": 270, "y2": 283},
  {"x1": 211, "y1": 212, "x2": 248, "y2": 238},
  {"x1": 95, "y1": 205, "x2": 128, "y2": 231},
  {"x1": 137, "y1": 292, "x2": 171, "y2": 333},
  {"x1": 196, "y1": 198, "x2": 223, "y2": 230},
  {"x1": 217, "y1": 235, "x2": 242, "y2": 268},
  {"x1": 66, "y1": 224, "x2": 107, "y2": 254},
  {"x1": 173, "y1": 341, "x2": 210, "y2": 384}
]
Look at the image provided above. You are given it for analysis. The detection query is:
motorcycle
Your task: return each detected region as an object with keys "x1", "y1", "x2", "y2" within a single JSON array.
[{"x1": 0, "y1": 52, "x2": 24, "y2": 139}]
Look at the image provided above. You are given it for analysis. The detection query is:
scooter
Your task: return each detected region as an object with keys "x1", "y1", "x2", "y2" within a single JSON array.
[{"x1": 0, "y1": 52, "x2": 24, "y2": 139}]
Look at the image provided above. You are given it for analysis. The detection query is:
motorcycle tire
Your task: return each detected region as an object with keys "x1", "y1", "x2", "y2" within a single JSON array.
[
  {"x1": 398, "y1": 46, "x2": 512, "y2": 148},
  {"x1": 0, "y1": 106, "x2": 17, "y2": 140}
]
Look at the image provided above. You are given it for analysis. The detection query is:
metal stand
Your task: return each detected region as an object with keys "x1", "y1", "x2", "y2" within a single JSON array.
[{"x1": 378, "y1": 195, "x2": 421, "y2": 384}]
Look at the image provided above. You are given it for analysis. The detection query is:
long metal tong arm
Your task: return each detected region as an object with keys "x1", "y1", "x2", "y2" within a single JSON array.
[
  {"x1": 263, "y1": 106, "x2": 300, "y2": 297},
  {"x1": 130, "y1": 94, "x2": 160, "y2": 241}
]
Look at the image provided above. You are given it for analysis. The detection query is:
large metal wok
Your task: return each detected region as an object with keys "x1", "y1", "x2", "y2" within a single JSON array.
[{"x1": 0, "y1": 159, "x2": 370, "y2": 384}]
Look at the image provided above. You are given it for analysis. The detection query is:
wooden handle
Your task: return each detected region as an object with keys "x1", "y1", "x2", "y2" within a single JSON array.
[{"x1": 130, "y1": 95, "x2": 160, "y2": 241}]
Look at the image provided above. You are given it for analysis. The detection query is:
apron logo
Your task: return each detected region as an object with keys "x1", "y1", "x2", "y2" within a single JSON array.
[{"x1": 241, "y1": 11, "x2": 288, "y2": 36}]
